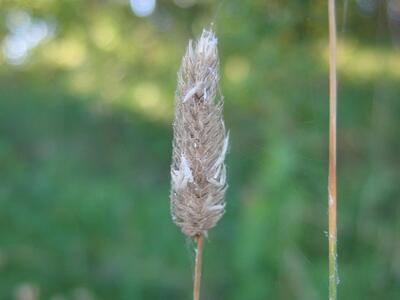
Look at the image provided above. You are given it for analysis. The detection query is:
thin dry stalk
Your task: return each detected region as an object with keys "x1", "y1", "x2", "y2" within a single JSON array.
[
  {"x1": 193, "y1": 234, "x2": 204, "y2": 300},
  {"x1": 328, "y1": 0, "x2": 338, "y2": 299}
]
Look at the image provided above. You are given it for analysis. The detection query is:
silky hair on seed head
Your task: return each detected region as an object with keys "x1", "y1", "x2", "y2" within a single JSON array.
[{"x1": 170, "y1": 29, "x2": 229, "y2": 237}]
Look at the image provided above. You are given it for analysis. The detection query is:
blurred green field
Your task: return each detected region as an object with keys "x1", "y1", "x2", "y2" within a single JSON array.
[{"x1": 0, "y1": 1, "x2": 399, "y2": 299}]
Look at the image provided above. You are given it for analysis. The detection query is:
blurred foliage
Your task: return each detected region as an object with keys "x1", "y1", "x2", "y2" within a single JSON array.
[{"x1": 0, "y1": 0, "x2": 399, "y2": 299}]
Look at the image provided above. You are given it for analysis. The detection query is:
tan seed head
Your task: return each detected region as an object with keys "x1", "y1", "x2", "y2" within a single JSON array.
[{"x1": 170, "y1": 29, "x2": 229, "y2": 238}]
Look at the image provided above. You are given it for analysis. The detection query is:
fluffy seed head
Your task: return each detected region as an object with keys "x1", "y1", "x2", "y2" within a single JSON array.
[{"x1": 170, "y1": 29, "x2": 229, "y2": 237}]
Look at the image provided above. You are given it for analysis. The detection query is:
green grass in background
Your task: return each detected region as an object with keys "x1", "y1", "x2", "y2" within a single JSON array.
[{"x1": 0, "y1": 1, "x2": 399, "y2": 299}]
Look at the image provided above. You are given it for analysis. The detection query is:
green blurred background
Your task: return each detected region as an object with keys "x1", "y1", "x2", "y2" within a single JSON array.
[{"x1": 0, "y1": 0, "x2": 399, "y2": 299}]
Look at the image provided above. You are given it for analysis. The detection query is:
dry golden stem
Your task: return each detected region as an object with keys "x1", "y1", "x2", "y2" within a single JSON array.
[
  {"x1": 328, "y1": 0, "x2": 338, "y2": 299},
  {"x1": 193, "y1": 234, "x2": 204, "y2": 300}
]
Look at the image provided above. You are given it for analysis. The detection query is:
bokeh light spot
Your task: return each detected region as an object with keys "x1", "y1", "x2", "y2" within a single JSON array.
[
  {"x1": 46, "y1": 37, "x2": 87, "y2": 69},
  {"x1": 129, "y1": 0, "x2": 156, "y2": 17},
  {"x1": 2, "y1": 36, "x2": 29, "y2": 64},
  {"x1": 91, "y1": 19, "x2": 118, "y2": 51},
  {"x1": 322, "y1": 40, "x2": 400, "y2": 80},
  {"x1": 2, "y1": 10, "x2": 54, "y2": 65},
  {"x1": 132, "y1": 82, "x2": 170, "y2": 120}
]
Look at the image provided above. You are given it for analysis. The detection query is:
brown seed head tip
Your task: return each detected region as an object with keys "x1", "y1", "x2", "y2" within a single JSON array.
[{"x1": 170, "y1": 29, "x2": 228, "y2": 238}]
